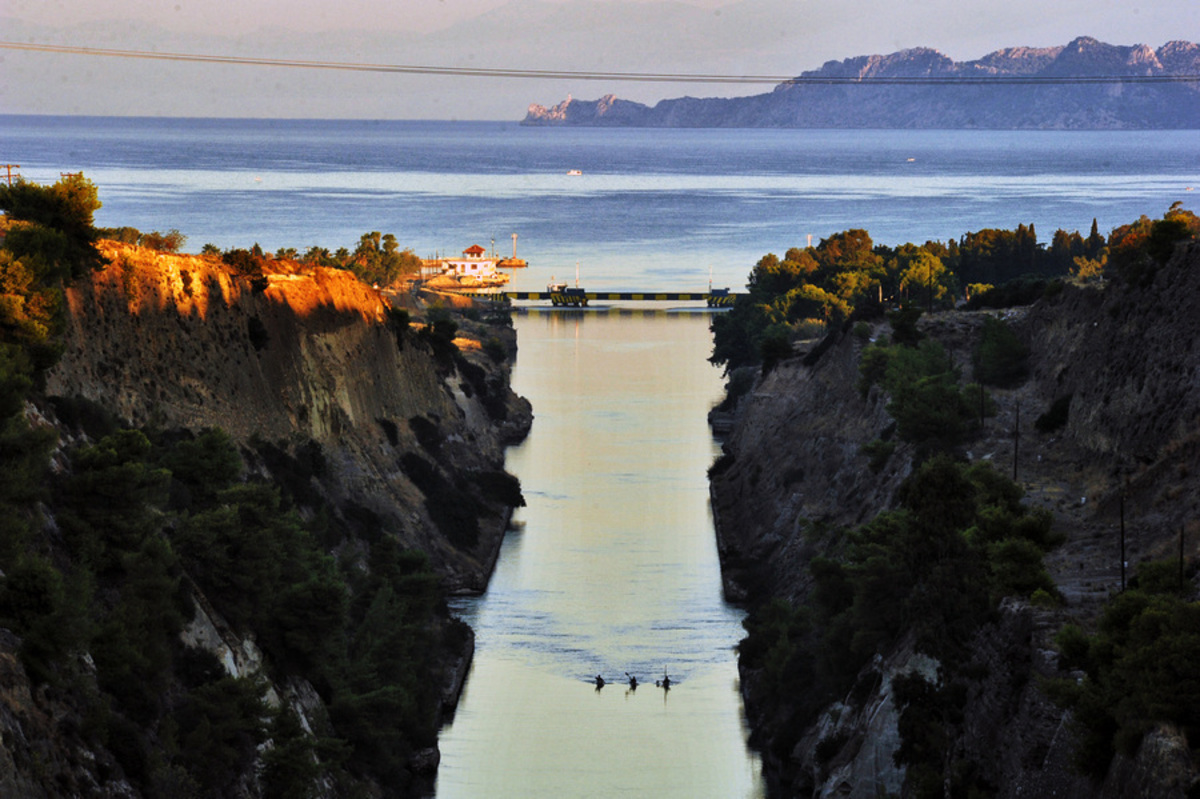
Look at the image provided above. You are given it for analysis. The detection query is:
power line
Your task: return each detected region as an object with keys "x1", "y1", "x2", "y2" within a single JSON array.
[{"x1": 2, "y1": 41, "x2": 1198, "y2": 86}]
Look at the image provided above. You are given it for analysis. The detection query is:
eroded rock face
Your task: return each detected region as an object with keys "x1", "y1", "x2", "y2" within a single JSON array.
[
  {"x1": 0, "y1": 630, "x2": 134, "y2": 798},
  {"x1": 46, "y1": 242, "x2": 532, "y2": 589},
  {"x1": 1101, "y1": 723, "x2": 1198, "y2": 799},
  {"x1": 711, "y1": 329, "x2": 911, "y2": 605}
]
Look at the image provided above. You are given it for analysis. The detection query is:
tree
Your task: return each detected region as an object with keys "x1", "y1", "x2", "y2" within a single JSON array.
[
  {"x1": 895, "y1": 248, "x2": 952, "y2": 308},
  {"x1": 972, "y1": 316, "x2": 1029, "y2": 387},
  {"x1": 348, "y1": 232, "x2": 422, "y2": 287},
  {"x1": 140, "y1": 229, "x2": 186, "y2": 253},
  {"x1": 1086, "y1": 218, "x2": 1106, "y2": 258},
  {"x1": 1108, "y1": 204, "x2": 1199, "y2": 284},
  {"x1": 0, "y1": 174, "x2": 102, "y2": 277}
]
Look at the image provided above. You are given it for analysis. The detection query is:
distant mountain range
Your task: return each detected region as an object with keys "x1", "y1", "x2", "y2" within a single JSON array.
[{"x1": 523, "y1": 37, "x2": 1200, "y2": 128}]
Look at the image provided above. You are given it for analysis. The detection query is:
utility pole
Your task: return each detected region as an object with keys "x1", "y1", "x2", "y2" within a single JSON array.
[
  {"x1": 1, "y1": 164, "x2": 19, "y2": 185},
  {"x1": 1181, "y1": 525, "x2": 1187, "y2": 593},
  {"x1": 1012, "y1": 402, "x2": 1020, "y2": 481},
  {"x1": 1119, "y1": 493, "x2": 1127, "y2": 592}
]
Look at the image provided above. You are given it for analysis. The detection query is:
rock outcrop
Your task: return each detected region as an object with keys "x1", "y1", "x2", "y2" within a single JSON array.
[{"x1": 524, "y1": 37, "x2": 1200, "y2": 129}]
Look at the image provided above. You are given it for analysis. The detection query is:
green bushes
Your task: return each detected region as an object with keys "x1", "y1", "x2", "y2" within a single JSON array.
[
  {"x1": 400, "y1": 452, "x2": 482, "y2": 550},
  {"x1": 858, "y1": 336, "x2": 981, "y2": 452},
  {"x1": 710, "y1": 230, "x2": 889, "y2": 371},
  {"x1": 1049, "y1": 562, "x2": 1200, "y2": 780},
  {"x1": 171, "y1": 675, "x2": 269, "y2": 794},
  {"x1": 972, "y1": 316, "x2": 1029, "y2": 387}
]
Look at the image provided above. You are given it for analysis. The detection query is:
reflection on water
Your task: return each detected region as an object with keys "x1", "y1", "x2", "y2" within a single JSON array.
[{"x1": 436, "y1": 311, "x2": 763, "y2": 798}]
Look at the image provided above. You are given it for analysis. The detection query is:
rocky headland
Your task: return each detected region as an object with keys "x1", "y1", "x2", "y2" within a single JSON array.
[
  {"x1": 710, "y1": 240, "x2": 1200, "y2": 796},
  {"x1": 524, "y1": 37, "x2": 1200, "y2": 128}
]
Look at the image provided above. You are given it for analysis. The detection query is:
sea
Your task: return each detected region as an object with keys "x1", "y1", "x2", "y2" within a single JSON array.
[
  {"x1": 3, "y1": 116, "x2": 1197, "y2": 293},
  {"x1": 5, "y1": 116, "x2": 1198, "y2": 798}
]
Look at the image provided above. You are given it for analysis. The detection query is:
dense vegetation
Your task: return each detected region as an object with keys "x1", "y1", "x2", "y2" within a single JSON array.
[
  {"x1": 0, "y1": 177, "x2": 475, "y2": 797},
  {"x1": 710, "y1": 208, "x2": 1199, "y2": 374},
  {"x1": 1049, "y1": 561, "x2": 1200, "y2": 783}
]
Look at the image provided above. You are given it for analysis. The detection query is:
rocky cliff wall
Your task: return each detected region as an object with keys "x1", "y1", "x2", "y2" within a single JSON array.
[
  {"x1": 711, "y1": 243, "x2": 1200, "y2": 797},
  {"x1": 46, "y1": 242, "x2": 531, "y2": 589},
  {"x1": 711, "y1": 328, "x2": 907, "y2": 605}
]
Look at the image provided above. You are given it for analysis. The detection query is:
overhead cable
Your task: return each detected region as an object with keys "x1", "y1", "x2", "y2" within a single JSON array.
[{"x1": 2, "y1": 41, "x2": 1198, "y2": 85}]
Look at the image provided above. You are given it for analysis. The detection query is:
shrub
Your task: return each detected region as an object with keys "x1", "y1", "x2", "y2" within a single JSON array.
[
  {"x1": 247, "y1": 316, "x2": 270, "y2": 351},
  {"x1": 861, "y1": 439, "x2": 895, "y2": 472},
  {"x1": 409, "y1": 415, "x2": 443, "y2": 455},
  {"x1": 49, "y1": 394, "x2": 119, "y2": 440},
  {"x1": 972, "y1": 316, "x2": 1029, "y2": 388},
  {"x1": 472, "y1": 470, "x2": 525, "y2": 508},
  {"x1": 221, "y1": 248, "x2": 261, "y2": 275},
  {"x1": 760, "y1": 325, "x2": 793, "y2": 374},
  {"x1": 173, "y1": 676, "x2": 269, "y2": 794},
  {"x1": 964, "y1": 277, "x2": 1049, "y2": 309},
  {"x1": 887, "y1": 307, "x2": 924, "y2": 346},
  {"x1": 483, "y1": 336, "x2": 507, "y2": 363},
  {"x1": 1052, "y1": 591, "x2": 1200, "y2": 779},
  {"x1": 139, "y1": 229, "x2": 186, "y2": 253}
]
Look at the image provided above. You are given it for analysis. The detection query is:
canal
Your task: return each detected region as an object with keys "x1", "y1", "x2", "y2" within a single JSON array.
[{"x1": 435, "y1": 308, "x2": 764, "y2": 798}]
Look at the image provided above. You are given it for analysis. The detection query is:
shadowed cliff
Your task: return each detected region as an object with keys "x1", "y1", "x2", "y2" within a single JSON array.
[{"x1": 711, "y1": 241, "x2": 1200, "y2": 797}]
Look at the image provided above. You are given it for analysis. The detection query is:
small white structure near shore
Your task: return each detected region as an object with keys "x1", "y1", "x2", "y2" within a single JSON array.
[{"x1": 423, "y1": 244, "x2": 510, "y2": 288}]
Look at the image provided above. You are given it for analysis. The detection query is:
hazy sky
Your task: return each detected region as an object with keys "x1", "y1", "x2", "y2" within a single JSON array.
[{"x1": 3, "y1": 0, "x2": 1196, "y2": 119}]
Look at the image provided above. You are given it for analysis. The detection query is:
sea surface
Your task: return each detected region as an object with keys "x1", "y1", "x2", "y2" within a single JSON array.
[
  {"x1": 5, "y1": 116, "x2": 1198, "y2": 797},
  {"x1": 3, "y1": 116, "x2": 1197, "y2": 293}
]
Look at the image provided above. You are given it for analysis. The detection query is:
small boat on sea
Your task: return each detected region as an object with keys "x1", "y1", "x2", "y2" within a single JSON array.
[{"x1": 567, "y1": 169, "x2": 582, "y2": 176}]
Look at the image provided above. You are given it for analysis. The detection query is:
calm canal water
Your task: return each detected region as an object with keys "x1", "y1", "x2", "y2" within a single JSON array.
[{"x1": 436, "y1": 308, "x2": 763, "y2": 798}]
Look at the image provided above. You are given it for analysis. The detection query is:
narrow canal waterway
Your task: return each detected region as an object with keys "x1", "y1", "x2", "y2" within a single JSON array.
[{"x1": 436, "y1": 309, "x2": 764, "y2": 798}]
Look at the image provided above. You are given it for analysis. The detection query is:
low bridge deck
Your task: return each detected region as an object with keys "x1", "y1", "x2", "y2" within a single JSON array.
[{"x1": 464, "y1": 290, "x2": 740, "y2": 307}]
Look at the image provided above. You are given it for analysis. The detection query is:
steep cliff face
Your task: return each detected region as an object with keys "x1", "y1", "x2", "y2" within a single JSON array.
[
  {"x1": 524, "y1": 37, "x2": 1200, "y2": 128},
  {"x1": 711, "y1": 329, "x2": 907, "y2": 605},
  {"x1": 46, "y1": 242, "x2": 531, "y2": 590},
  {"x1": 712, "y1": 243, "x2": 1200, "y2": 797}
]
